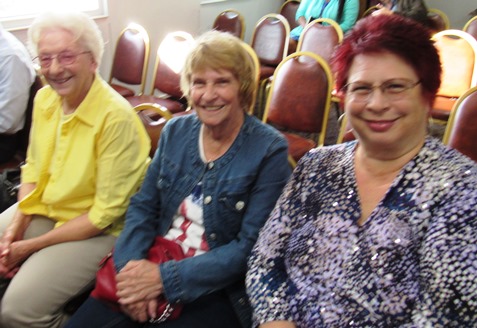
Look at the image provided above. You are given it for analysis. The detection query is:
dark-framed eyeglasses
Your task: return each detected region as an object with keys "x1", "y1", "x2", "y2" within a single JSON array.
[{"x1": 343, "y1": 79, "x2": 421, "y2": 103}]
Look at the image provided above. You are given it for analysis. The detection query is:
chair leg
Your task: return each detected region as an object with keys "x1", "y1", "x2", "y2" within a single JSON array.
[{"x1": 288, "y1": 154, "x2": 297, "y2": 169}]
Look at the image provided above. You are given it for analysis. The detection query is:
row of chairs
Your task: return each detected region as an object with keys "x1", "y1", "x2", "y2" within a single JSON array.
[
  {"x1": 431, "y1": 29, "x2": 477, "y2": 125},
  {"x1": 109, "y1": 25, "x2": 193, "y2": 116},
  {"x1": 111, "y1": 8, "x2": 476, "y2": 169}
]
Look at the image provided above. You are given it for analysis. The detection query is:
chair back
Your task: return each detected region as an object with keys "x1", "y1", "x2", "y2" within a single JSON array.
[
  {"x1": 251, "y1": 14, "x2": 290, "y2": 67},
  {"x1": 442, "y1": 86, "x2": 477, "y2": 162},
  {"x1": 336, "y1": 113, "x2": 356, "y2": 144},
  {"x1": 432, "y1": 30, "x2": 477, "y2": 99},
  {"x1": 427, "y1": 8, "x2": 450, "y2": 33},
  {"x1": 213, "y1": 9, "x2": 245, "y2": 39},
  {"x1": 279, "y1": 0, "x2": 301, "y2": 30},
  {"x1": 463, "y1": 16, "x2": 477, "y2": 42},
  {"x1": 150, "y1": 31, "x2": 194, "y2": 99},
  {"x1": 109, "y1": 23, "x2": 150, "y2": 96},
  {"x1": 240, "y1": 42, "x2": 260, "y2": 114},
  {"x1": 134, "y1": 104, "x2": 172, "y2": 157},
  {"x1": 263, "y1": 51, "x2": 333, "y2": 144},
  {"x1": 361, "y1": 5, "x2": 379, "y2": 18},
  {"x1": 297, "y1": 18, "x2": 343, "y2": 63}
]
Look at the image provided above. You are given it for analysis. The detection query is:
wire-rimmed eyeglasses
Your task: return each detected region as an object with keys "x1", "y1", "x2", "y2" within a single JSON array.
[
  {"x1": 343, "y1": 79, "x2": 421, "y2": 103},
  {"x1": 33, "y1": 51, "x2": 91, "y2": 68}
]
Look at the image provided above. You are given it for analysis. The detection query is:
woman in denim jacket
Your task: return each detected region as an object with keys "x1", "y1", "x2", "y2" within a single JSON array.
[{"x1": 66, "y1": 31, "x2": 291, "y2": 328}]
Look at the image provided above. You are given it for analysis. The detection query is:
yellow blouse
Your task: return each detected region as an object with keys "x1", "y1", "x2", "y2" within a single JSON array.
[{"x1": 19, "y1": 75, "x2": 150, "y2": 236}]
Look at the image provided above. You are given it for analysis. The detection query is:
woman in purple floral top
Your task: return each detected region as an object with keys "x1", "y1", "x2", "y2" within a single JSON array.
[{"x1": 246, "y1": 14, "x2": 477, "y2": 328}]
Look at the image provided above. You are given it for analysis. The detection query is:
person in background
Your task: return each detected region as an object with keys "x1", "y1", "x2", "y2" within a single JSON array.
[
  {"x1": 247, "y1": 14, "x2": 477, "y2": 327},
  {"x1": 0, "y1": 11, "x2": 150, "y2": 328},
  {"x1": 289, "y1": 0, "x2": 359, "y2": 53},
  {"x1": 0, "y1": 23, "x2": 36, "y2": 164},
  {"x1": 372, "y1": 0, "x2": 431, "y2": 28},
  {"x1": 65, "y1": 30, "x2": 291, "y2": 328}
]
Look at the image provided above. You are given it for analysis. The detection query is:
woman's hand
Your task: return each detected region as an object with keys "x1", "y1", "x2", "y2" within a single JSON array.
[
  {"x1": 372, "y1": 6, "x2": 393, "y2": 16},
  {"x1": 0, "y1": 239, "x2": 36, "y2": 274},
  {"x1": 0, "y1": 211, "x2": 32, "y2": 277},
  {"x1": 121, "y1": 299, "x2": 149, "y2": 322},
  {"x1": 116, "y1": 259, "x2": 163, "y2": 305},
  {"x1": 121, "y1": 298, "x2": 160, "y2": 322},
  {"x1": 297, "y1": 16, "x2": 307, "y2": 28}
]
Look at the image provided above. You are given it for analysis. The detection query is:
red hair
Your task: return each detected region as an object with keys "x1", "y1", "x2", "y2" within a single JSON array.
[{"x1": 332, "y1": 15, "x2": 441, "y2": 104}]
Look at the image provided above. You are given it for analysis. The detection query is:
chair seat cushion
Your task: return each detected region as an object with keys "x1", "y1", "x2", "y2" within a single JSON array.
[
  {"x1": 282, "y1": 131, "x2": 317, "y2": 162},
  {"x1": 259, "y1": 65, "x2": 277, "y2": 80},
  {"x1": 126, "y1": 95, "x2": 187, "y2": 114},
  {"x1": 110, "y1": 84, "x2": 135, "y2": 98},
  {"x1": 431, "y1": 96, "x2": 458, "y2": 121}
]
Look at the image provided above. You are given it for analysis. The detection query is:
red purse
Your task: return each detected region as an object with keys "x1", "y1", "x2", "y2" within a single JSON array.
[{"x1": 91, "y1": 236, "x2": 185, "y2": 323}]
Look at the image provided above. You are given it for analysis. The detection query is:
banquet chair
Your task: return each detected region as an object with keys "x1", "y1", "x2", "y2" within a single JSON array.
[
  {"x1": 251, "y1": 13, "x2": 290, "y2": 80},
  {"x1": 427, "y1": 8, "x2": 450, "y2": 33},
  {"x1": 250, "y1": 13, "x2": 290, "y2": 118},
  {"x1": 108, "y1": 23, "x2": 150, "y2": 97},
  {"x1": 296, "y1": 18, "x2": 343, "y2": 63},
  {"x1": 126, "y1": 31, "x2": 194, "y2": 115},
  {"x1": 442, "y1": 86, "x2": 477, "y2": 163},
  {"x1": 135, "y1": 103, "x2": 194, "y2": 156},
  {"x1": 431, "y1": 29, "x2": 477, "y2": 125},
  {"x1": 296, "y1": 18, "x2": 343, "y2": 108},
  {"x1": 279, "y1": 0, "x2": 301, "y2": 30},
  {"x1": 134, "y1": 103, "x2": 172, "y2": 156},
  {"x1": 463, "y1": 15, "x2": 477, "y2": 41},
  {"x1": 240, "y1": 42, "x2": 260, "y2": 115},
  {"x1": 213, "y1": 9, "x2": 245, "y2": 39},
  {"x1": 262, "y1": 51, "x2": 333, "y2": 167}
]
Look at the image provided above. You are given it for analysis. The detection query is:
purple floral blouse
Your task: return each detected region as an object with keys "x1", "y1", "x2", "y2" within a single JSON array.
[{"x1": 247, "y1": 138, "x2": 477, "y2": 327}]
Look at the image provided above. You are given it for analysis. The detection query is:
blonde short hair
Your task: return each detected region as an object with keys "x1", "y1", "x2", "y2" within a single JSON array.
[{"x1": 181, "y1": 30, "x2": 256, "y2": 111}]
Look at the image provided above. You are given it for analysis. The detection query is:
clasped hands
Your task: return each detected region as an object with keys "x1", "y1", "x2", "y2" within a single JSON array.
[
  {"x1": 0, "y1": 226, "x2": 34, "y2": 278},
  {"x1": 116, "y1": 259, "x2": 164, "y2": 322}
]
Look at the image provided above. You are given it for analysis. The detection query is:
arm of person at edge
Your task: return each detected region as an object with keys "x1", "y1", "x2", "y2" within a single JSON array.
[
  {"x1": 0, "y1": 54, "x2": 33, "y2": 134},
  {"x1": 114, "y1": 119, "x2": 291, "y2": 319},
  {"x1": 295, "y1": 0, "x2": 313, "y2": 28},
  {"x1": 337, "y1": 0, "x2": 360, "y2": 33},
  {"x1": 0, "y1": 106, "x2": 149, "y2": 278},
  {"x1": 295, "y1": 0, "x2": 359, "y2": 34}
]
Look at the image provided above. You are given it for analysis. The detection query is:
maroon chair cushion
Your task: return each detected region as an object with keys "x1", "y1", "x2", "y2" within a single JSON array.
[
  {"x1": 282, "y1": 132, "x2": 317, "y2": 162},
  {"x1": 111, "y1": 84, "x2": 135, "y2": 98},
  {"x1": 127, "y1": 95, "x2": 186, "y2": 114}
]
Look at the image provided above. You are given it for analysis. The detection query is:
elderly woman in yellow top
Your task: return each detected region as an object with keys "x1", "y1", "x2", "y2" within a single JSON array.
[{"x1": 0, "y1": 11, "x2": 150, "y2": 328}]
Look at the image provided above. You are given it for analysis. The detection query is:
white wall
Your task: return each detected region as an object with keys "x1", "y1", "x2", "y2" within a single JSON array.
[{"x1": 11, "y1": 0, "x2": 282, "y2": 93}]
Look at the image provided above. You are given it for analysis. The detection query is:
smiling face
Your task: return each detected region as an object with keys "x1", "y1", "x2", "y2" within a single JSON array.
[
  {"x1": 190, "y1": 68, "x2": 244, "y2": 133},
  {"x1": 344, "y1": 52, "x2": 430, "y2": 157},
  {"x1": 38, "y1": 27, "x2": 97, "y2": 109}
]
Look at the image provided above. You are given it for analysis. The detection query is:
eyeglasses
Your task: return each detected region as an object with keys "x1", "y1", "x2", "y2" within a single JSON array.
[
  {"x1": 343, "y1": 79, "x2": 421, "y2": 103},
  {"x1": 33, "y1": 51, "x2": 91, "y2": 68}
]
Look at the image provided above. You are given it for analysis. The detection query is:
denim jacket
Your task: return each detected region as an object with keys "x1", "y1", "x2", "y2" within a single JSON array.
[{"x1": 114, "y1": 113, "x2": 291, "y2": 327}]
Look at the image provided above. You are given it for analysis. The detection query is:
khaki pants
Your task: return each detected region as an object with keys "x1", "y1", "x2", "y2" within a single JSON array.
[{"x1": 0, "y1": 204, "x2": 116, "y2": 328}]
